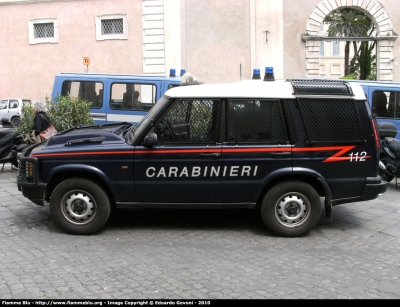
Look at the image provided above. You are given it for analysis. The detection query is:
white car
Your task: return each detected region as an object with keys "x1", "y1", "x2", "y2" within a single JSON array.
[{"x1": 0, "y1": 98, "x2": 32, "y2": 127}]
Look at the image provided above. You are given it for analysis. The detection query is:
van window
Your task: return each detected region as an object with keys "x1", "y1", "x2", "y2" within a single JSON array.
[
  {"x1": 110, "y1": 83, "x2": 156, "y2": 111},
  {"x1": 0, "y1": 100, "x2": 7, "y2": 109},
  {"x1": 61, "y1": 81, "x2": 104, "y2": 108},
  {"x1": 372, "y1": 90, "x2": 400, "y2": 119},
  {"x1": 9, "y1": 99, "x2": 19, "y2": 109}
]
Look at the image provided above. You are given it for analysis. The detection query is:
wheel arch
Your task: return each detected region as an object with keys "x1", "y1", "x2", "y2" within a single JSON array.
[
  {"x1": 44, "y1": 166, "x2": 115, "y2": 205},
  {"x1": 255, "y1": 168, "x2": 331, "y2": 208}
]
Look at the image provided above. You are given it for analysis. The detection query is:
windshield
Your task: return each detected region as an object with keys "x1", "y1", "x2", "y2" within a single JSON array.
[
  {"x1": 0, "y1": 100, "x2": 7, "y2": 109},
  {"x1": 125, "y1": 95, "x2": 169, "y2": 145}
]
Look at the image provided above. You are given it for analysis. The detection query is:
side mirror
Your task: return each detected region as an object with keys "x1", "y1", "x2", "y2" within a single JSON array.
[{"x1": 143, "y1": 129, "x2": 158, "y2": 147}]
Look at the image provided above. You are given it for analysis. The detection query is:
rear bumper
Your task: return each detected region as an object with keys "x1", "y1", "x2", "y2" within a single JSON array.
[
  {"x1": 360, "y1": 176, "x2": 388, "y2": 201},
  {"x1": 332, "y1": 176, "x2": 387, "y2": 206}
]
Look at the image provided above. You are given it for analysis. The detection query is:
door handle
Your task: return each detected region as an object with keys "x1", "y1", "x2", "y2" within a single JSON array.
[
  {"x1": 271, "y1": 152, "x2": 291, "y2": 157},
  {"x1": 199, "y1": 153, "x2": 221, "y2": 158}
]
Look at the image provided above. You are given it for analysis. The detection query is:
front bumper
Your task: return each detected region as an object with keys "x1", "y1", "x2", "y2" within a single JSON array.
[
  {"x1": 17, "y1": 155, "x2": 46, "y2": 206},
  {"x1": 18, "y1": 183, "x2": 47, "y2": 206}
]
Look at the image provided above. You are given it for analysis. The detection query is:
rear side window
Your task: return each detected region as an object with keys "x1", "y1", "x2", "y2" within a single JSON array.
[
  {"x1": 110, "y1": 83, "x2": 156, "y2": 111},
  {"x1": 372, "y1": 90, "x2": 400, "y2": 119},
  {"x1": 298, "y1": 98, "x2": 364, "y2": 144},
  {"x1": 226, "y1": 99, "x2": 288, "y2": 144},
  {"x1": 62, "y1": 81, "x2": 104, "y2": 108}
]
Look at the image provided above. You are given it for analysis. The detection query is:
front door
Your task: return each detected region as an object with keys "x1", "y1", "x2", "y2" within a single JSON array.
[{"x1": 134, "y1": 98, "x2": 222, "y2": 203}]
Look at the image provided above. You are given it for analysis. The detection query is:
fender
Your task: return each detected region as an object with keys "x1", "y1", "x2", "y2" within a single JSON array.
[
  {"x1": 45, "y1": 163, "x2": 116, "y2": 197},
  {"x1": 256, "y1": 167, "x2": 333, "y2": 221},
  {"x1": 293, "y1": 167, "x2": 333, "y2": 221},
  {"x1": 255, "y1": 167, "x2": 293, "y2": 200}
]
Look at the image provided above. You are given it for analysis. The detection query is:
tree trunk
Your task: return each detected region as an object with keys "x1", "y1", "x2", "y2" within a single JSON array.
[
  {"x1": 349, "y1": 41, "x2": 359, "y2": 74},
  {"x1": 344, "y1": 41, "x2": 350, "y2": 75}
]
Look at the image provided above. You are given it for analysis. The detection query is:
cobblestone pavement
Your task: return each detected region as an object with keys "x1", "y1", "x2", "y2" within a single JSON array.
[{"x1": 0, "y1": 163, "x2": 400, "y2": 299}]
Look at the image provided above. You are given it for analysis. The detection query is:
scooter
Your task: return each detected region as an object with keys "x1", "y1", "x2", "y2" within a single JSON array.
[
  {"x1": 378, "y1": 122, "x2": 400, "y2": 183},
  {"x1": 0, "y1": 128, "x2": 25, "y2": 171}
]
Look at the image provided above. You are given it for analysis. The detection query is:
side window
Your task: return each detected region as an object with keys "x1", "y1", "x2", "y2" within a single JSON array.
[
  {"x1": 155, "y1": 99, "x2": 219, "y2": 144},
  {"x1": 0, "y1": 100, "x2": 7, "y2": 110},
  {"x1": 298, "y1": 98, "x2": 364, "y2": 143},
  {"x1": 227, "y1": 99, "x2": 288, "y2": 144},
  {"x1": 393, "y1": 92, "x2": 400, "y2": 119},
  {"x1": 111, "y1": 83, "x2": 156, "y2": 111},
  {"x1": 61, "y1": 81, "x2": 104, "y2": 108},
  {"x1": 372, "y1": 91, "x2": 397, "y2": 118},
  {"x1": 9, "y1": 100, "x2": 19, "y2": 109}
]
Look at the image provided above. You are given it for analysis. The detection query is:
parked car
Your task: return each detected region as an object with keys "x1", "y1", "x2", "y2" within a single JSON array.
[
  {"x1": 17, "y1": 70, "x2": 386, "y2": 237},
  {"x1": 0, "y1": 98, "x2": 32, "y2": 127}
]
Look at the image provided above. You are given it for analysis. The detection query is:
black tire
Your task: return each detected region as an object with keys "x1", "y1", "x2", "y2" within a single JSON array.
[
  {"x1": 50, "y1": 178, "x2": 111, "y2": 235},
  {"x1": 261, "y1": 181, "x2": 321, "y2": 237},
  {"x1": 11, "y1": 117, "x2": 20, "y2": 127}
]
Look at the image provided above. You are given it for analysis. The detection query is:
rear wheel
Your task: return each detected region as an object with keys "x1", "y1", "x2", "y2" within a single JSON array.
[
  {"x1": 261, "y1": 181, "x2": 321, "y2": 237},
  {"x1": 50, "y1": 178, "x2": 111, "y2": 235},
  {"x1": 11, "y1": 117, "x2": 20, "y2": 127}
]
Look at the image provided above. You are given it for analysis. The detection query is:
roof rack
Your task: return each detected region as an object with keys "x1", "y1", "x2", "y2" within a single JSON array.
[{"x1": 288, "y1": 79, "x2": 353, "y2": 96}]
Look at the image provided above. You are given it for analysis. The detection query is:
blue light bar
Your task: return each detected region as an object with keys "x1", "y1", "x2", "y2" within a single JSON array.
[
  {"x1": 263, "y1": 66, "x2": 275, "y2": 81},
  {"x1": 180, "y1": 69, "x2": 186, "y2": 76},
  {"x1": 252, "y1": 69, "x2": 261, "y2": 80},
  {"x1": 169, "y1": 68, "x2": 176, "y2": 77}
]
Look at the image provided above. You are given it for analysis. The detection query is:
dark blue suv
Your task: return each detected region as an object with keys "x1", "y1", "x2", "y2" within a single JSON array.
[{"x1": 17, "y1": 78, "x2": 387, "y2": 237}]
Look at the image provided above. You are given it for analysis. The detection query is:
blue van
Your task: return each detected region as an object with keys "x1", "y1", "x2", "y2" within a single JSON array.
[
  {"x1": 347, "y1": 80, "x2": 400, "y2": 139},
  {"x1": 51, "y1": 70, "x2": 184, "y2": 124}
]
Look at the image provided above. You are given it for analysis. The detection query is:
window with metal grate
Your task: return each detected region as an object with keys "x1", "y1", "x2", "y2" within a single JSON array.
[
  {"x1": 95, "y1": 14, "x2": 128, "y2": 41},
  {"x1": 227, "y1": 99, "x2": 288, "y2": 144},
  {"x1": 155, "y1": 99, "x2": 219, "y2": 143},
  {"x1": 28, "y1": 18, "x2": 58, "y2": 44},
  {"x1": 298, "y1": 98, "x2": 364, "y2": 144},
  {"x1": 33, "y1": 23, "x2": 54, "y2": 38},
  {"x1": 101, "y1": 19, "x2": 123, "y2": 35}
]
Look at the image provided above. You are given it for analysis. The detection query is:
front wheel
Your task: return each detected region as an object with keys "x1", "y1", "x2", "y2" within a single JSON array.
[
  {"x1": 261, "y1": 181, "x2": 321, "y2": 237},
  {"x1": 50, "y1": 178, "x2": 111, "y2": 235}
]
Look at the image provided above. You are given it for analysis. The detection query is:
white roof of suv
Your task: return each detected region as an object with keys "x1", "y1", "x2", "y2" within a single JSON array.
[{"x1": 165, "y1": 79, "x2": 367, "y2": 100}]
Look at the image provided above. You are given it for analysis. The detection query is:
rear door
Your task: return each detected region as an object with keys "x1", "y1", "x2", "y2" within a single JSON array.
[
  {"x1": 134, "y1": 98, "x2": 222, "y2": 203},
  {"x1": 8, "y1": 99, "x2": 20, "y2": 117},
  {"x1": 221, "y1": 99, "x2": 292, "y2": 204}
]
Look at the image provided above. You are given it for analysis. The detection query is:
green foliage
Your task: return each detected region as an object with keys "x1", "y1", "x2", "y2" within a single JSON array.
[
  {"x1": 340, "y1": 74, "x2": 358, "y2": 80},
  {"x1": 15, "y1": 95, "x2": 94, "y2": 137},
  {"x1": 357, "y1": 41, "x2": 376, "y2": 80},
  {"x1": 324, "y1": 8, "x2": 375, "y2": 76},
  {"x1": 324, "y1": 8, "x2": 372, "y2": 37},
  {"x1": 16, "y1": 102, "x2": 35, "y2": 138}
]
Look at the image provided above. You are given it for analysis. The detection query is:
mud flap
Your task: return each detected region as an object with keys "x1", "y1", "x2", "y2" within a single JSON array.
[{"x1": 325, "y1": 199, "x2": 333, "y2": 222}]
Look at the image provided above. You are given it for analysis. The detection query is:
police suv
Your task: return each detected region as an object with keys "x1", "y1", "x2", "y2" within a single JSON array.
[{"x1": 17, "y1": 71, "x2": 387, "y2": 237}]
